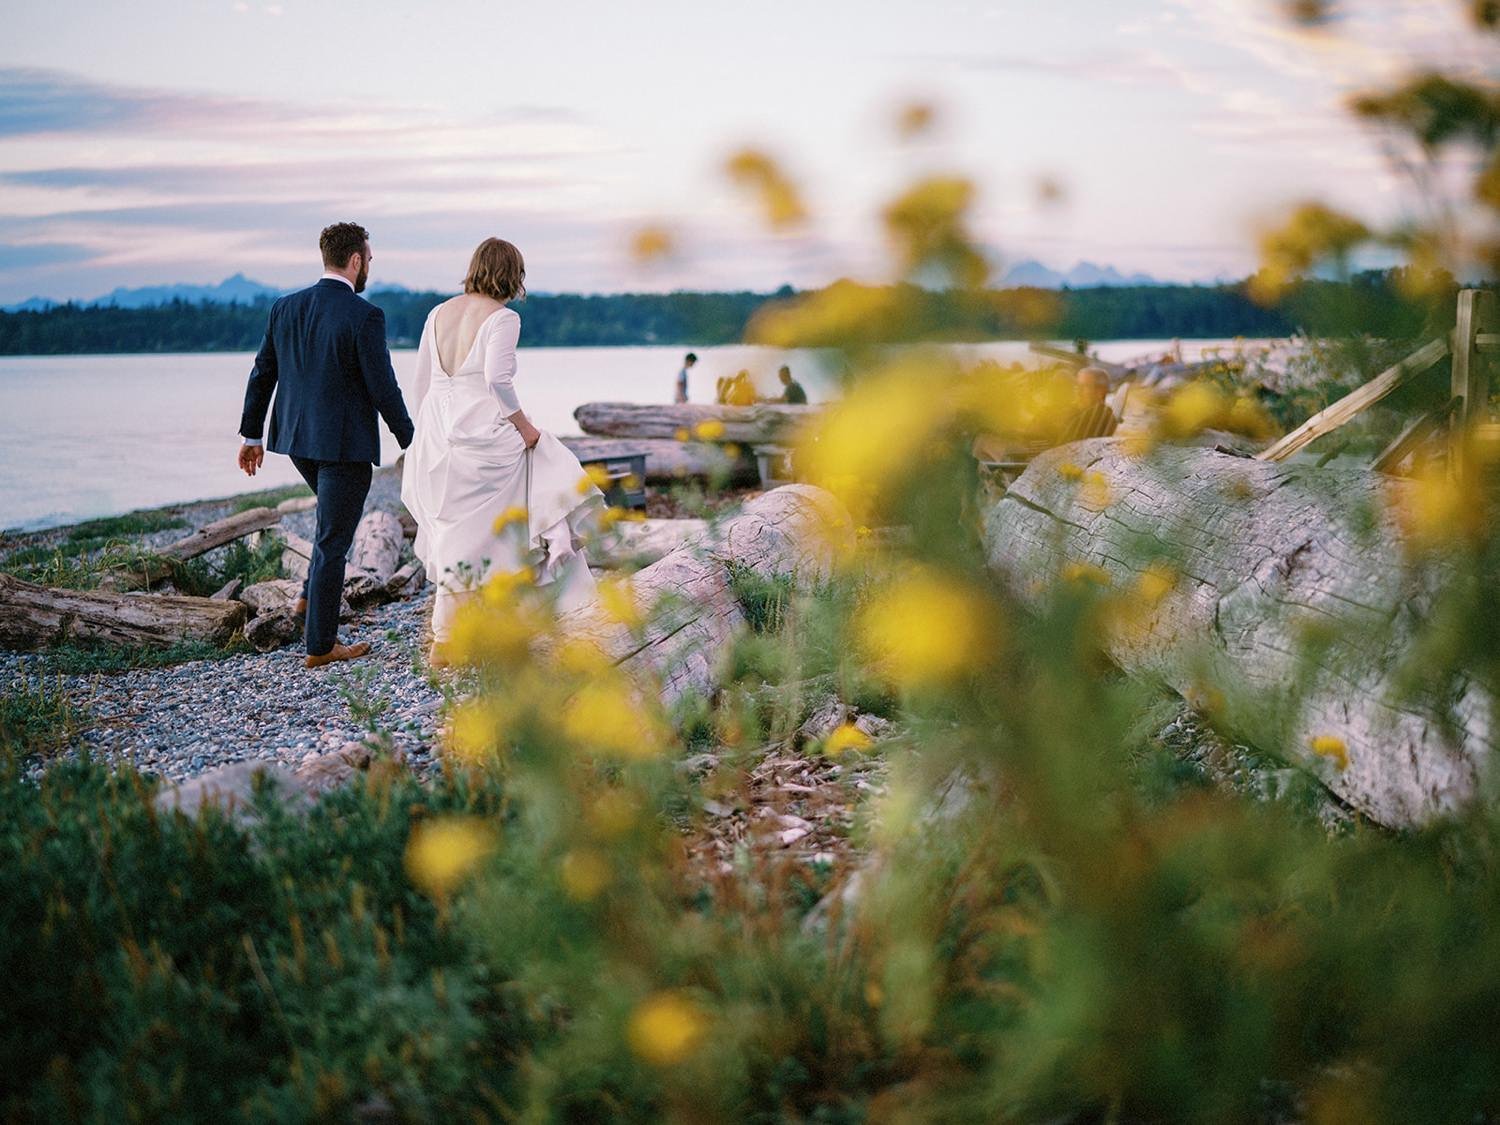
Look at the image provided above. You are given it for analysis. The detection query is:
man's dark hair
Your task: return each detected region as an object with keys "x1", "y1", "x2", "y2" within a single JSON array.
[
  {"x1": 779, "y1": 365, "x2": 791, "y2": 377},
  {"x1": 684, "y1": 353, "x2": 698, "y2": 364},
  {"x1": 319, "y1": 222, "x2": 370, "y2": 269}
]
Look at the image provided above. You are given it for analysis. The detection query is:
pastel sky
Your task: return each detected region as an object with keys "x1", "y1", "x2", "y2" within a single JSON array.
[{"x1": 0, "y1": 0, "x2": 1489, "y2": 303}]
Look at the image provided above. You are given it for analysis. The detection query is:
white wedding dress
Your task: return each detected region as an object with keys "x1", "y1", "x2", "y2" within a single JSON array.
[{"x1": 400, "y1": 301, "x2": 604, "y2": 642}]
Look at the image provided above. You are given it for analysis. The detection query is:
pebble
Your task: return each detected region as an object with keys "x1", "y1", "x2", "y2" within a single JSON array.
[{"x1": 3, "y1": 589, "x2": 447, "y2": 784}]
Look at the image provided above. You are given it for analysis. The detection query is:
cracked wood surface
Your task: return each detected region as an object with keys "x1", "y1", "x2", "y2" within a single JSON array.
[
  {"x1": 560, "y1": 485, "x2": 851, "y2": 706},
  {"x1": 0, "y1": 573, "x2": 248, "y2": 650},
  {"x1": 559, "y1": 436, "x2": 761, "y2": 484},
  {"x1": 984, "y1": 438, "x2": 1495, "y2": 828}
]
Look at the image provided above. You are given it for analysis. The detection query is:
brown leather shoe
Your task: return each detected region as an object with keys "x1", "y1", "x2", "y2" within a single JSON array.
[
  {"x1": 293, "y1": 596, "x2": 308, "y2": 617},
  {"x1": 305, "y1": 641, "x2": 371, "y2": 669}
]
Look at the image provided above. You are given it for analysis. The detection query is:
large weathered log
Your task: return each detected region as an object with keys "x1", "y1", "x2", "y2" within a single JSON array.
[
  {"x1": 590, "y1": 519, "x2": 712, "y2": 569},
  {"x1": 983, "y1": 438, "x2": 1495, "y2": 828},
  {"x1": 559, "y1": 436, "x2": 761, "y2": 484},
  {"x1": 558, "y1": 485, "x2": 850, "y2": 705},
  {"x1": 349, "y1": 511, "x2": 404, "y2": 584},
  {"x1": 0, "y1": 573, "x2": 247, "y2": 650},
  {"x1": 573, "y1": 402, "x2": 818, "y2": 444}
]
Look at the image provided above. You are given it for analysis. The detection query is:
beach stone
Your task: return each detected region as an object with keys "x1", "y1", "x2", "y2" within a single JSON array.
[
  {"x1": 155, "y1": 761, "x2": 310, "y2": 824},
  {"x1": 245, "y1": 611, "x2": 300, "y2": 652}
]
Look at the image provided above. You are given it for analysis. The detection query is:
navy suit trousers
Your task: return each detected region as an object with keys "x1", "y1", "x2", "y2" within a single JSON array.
[{"x1": 290, "y1": 457, "x2": 372, "y2": 656}]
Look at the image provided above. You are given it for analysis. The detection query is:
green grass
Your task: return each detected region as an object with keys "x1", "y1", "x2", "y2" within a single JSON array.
[
  {"x1": 64, "y1": 510, "x2": 187, "y2": 541},
  {"x1": 37, "y1": 638, "x2": 250, "y2": 676},
  {"x1": 231, "y1": 483, "x2": 312, "y2": 513},
  {"x1": 0, "y1": 672, "x2": 89, "y2": 762}
]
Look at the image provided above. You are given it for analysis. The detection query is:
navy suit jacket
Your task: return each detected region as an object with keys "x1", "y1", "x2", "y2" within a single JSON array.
[{"x1": 239, "y1": 278, "x2": 415, "y2": 464}]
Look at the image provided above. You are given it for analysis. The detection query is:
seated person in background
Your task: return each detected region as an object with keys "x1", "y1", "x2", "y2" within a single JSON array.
[
  {"x1": 1059, "y1": 366, "x2": 1118, "y2": 443},
  {"x1": 778, "y1": 364, "x2": 808, "y2": 404},
  {"x1": 722, "y1": 369, "x2": 758, "y2": 406}
]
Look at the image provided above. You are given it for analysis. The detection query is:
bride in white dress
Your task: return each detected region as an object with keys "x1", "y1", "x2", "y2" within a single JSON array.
[{"x1": 400, "y1": 238, "x2": 604, "y2": 662}]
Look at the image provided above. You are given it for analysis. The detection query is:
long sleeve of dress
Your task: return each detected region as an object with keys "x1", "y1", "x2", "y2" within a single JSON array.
[
  {"x1": 483, "y1": 309, "x2": 523, "y2": 415},
  {"x1": 412, "y1": 311, "x2": 435, "y2": 415}
]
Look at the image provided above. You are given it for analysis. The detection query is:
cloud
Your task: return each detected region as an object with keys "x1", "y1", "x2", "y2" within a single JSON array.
[{"x1": 0, "y1": 241, "x2": 97, "y2": 273}]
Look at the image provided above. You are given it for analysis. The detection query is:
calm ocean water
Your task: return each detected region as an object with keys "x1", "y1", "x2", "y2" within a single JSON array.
[{"x1": 0, "y1": 340, "x2": 1260, "y2": 531}]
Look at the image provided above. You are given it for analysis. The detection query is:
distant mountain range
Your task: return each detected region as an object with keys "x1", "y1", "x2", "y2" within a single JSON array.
[
  {"x1": 2, "y1": 273, "x2": 412, "y2": 312},
  {"x1": 2, "y1": 262, "x2": 1173, "y2": 313},
  {"x1": 998, "y1": 260, "x2": 1167, "y2": 288}
]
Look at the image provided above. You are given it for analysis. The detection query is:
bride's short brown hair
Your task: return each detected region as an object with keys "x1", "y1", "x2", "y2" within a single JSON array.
[{"x1": 463, "y1": 238, "x2": 526, "y2": 302}]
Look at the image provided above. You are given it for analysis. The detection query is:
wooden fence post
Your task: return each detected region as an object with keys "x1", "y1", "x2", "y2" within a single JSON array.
[{"x1": 1450, "y1": 288, "x2": 1498, "y2": 480}]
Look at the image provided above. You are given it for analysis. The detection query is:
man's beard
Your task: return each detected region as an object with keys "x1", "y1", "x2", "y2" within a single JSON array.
[{"x1": 354, "y1": 263, "x2": 369, "y2": 293}]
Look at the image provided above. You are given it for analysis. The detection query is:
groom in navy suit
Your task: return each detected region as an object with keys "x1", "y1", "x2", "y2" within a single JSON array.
[{"x1": 238, "y1": 222, "x2": 415, "y2": 668}]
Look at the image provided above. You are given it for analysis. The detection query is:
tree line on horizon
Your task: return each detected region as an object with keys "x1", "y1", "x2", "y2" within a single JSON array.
[{"x1": 0, "y1": 269, "x2": 1465, "y2": 356}]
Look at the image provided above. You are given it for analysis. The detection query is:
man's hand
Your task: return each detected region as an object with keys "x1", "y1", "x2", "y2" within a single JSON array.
[{"x1": 238, "y1": 443, "x2": 264, "y2": 477}]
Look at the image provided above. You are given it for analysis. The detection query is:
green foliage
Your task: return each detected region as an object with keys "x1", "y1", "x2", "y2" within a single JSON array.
[
  {"x1": 230, "y1": 483, "x2": 312, "y2": 513},
  {"x1": 65, "y1": 510, "x2": 188, "y2": 540},
  {"x1": 0, "y1": 673, "x2": 87, "y2": 762},
  {"x1": 37, "y1": 638, "x2": 248, "y2": 676},
  {"x1": 0, "y1": 760, "x2": 523, "y2": 1120}
]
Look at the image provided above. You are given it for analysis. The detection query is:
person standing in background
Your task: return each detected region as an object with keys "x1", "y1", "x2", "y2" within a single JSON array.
[
  {"x1": 778, "y1": 365, "x2": 807, "y2": 404},
  {"x1": 675, "y1": 352, "x2": 697, "y2": 404}
]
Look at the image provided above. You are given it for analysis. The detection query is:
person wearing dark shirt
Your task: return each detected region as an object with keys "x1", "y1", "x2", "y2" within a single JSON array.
[
  {"x1": 675, "y1": 352, "x2": 697, "y2": 404},
  {"x1": 1059, "y1": 366, "x2": 1118, "y2": 443},
  {"x1": 778, "y1": 364, "x2": 808, "y2": 405}
]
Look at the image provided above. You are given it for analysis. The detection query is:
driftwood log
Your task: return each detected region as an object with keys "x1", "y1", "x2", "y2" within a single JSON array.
[
  {"x1": 984, "y1": 438, "x2": 1495, "y2": 828},
  {"x1": 559, "y1": 484, "x2": 850, "y2": 705},
  {"x1": 590, "y1": 519, "x2": 712, "y2": 569},
  {"x1": 0, "y1": 574, "x2": 247, "y2": 650},
  {"x1": 573, "y1": 402, "x2": 817, "y2": 444},
  {"x1": 344, "y1": 511, "x2": 405, "y2": 605},
  {"x1": 117, "y1": 506, "x2": 282, "y2": 590},
  {"x1": 559, "y1": 436, "x2": 761, "y2": 484}
]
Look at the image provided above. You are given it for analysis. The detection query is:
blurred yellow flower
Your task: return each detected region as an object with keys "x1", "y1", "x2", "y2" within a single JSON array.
[
  {"x1": 855, "y1": 566, "x2": 988, "y2": 688},
  {"x1": 1250, "y1": 202, "x2": 1370, "y2": 304},
  {"x1": 882, "y1": 175, "x2": 988, "y2": 287},
  {"x1": 694, "y1": 418, "x2": 727, "y2": 440},
  {"x1": 597, "y1": 576, "x2": 644, "y2": 630},
  {"x1": 491, "y1": 506, "x2": 529, "y2": 536},
  {"x1": 1063, "y1": 561, "x2": 1112, "y2": 587},
  {"x1": 404, "y1": 817, "x2": 496, "y2": 898},
  {"x1": 561, "y1": 678, "x2": 664, "y2": 758},
  {"x1": 824, "y1": 722, "x2": 873, "y2": 756},
  {"x1": 627, "y1": 992, "x2": 709, "y2": 1067},
  {"x1": 746, "y1": 279, "x2": 906, "y2": 349},
  {"x1": 1057, "y1": 462, "x2": 1084, "y2": 481},
  {"x1": 599, "y1": 506, "x2": 647, "y2": 532},
  {"x1": 442, "y1": 599, "x2": 541, "y2": 667},
  {"x1": 1164, "y1": 382, "x2": 1226, "y2": 437},
  {"x1": 895, "y1": 100, "x2": 936, "y2": 138},
  {"x1": 795, "y1": 362, "x2": 955, "y2": 518},
  {"x1": 673, "y1": 426, "x2": 690, "y2": 442},
  {"x1": 1310, "y1": 734, "x2": 1349, "y2": 771},
  {"x1": 1080, "y1": 470, "x2": 1113, "y2": 510},
  {"x1": 560, "y1": 848, "x2": 612, "y2": 901},
  {"x1": 629, "y1": 225, "x2": 676, "y2": 263},
  {"x1": 586, "y1": 788, "x2": 638, "y2": 838},
  {"x1": 1393, "y1": 466, "x2": 1485, "y2": 547},
  {"x1": 446, "y1": 700, "x2": 500, "y2": 762},
  {"x1": 724, "y1": 148, "x2": 807, "y2": 228},
  {"x1": 482, "y1": 567, "x2": 534, "y2": 607},
  {"x1": 579, "y1": 464, "x2": 612, "y2": 494},
  {"x1": 1135, "y1": 564, "x2": 1177, "y2": 606}
]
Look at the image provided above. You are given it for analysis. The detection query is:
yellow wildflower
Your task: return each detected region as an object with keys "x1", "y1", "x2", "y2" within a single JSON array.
[
  {"x1": 446, "y1": 700, "x2": 500, "y2": 763},
  {"x1": 586, "y1": 789, "x2": 638, "y2": 838},
  {"x1": 491, "y1": 506, "x2": 529, "y2": 536},
  {"x1": 745, "y1": 279, "x2": 906, "y2": 349},
  {"x1": 824, "y1": 722, "x2": 873, "y2": 756},
  {"x1": 673, "y1": 426, "x2": 690, "y2": 442},
  {"x1": 1310, "y1": 735, "x2": 1349, "y2": 771},
  {"x1": 1393, "y1": 466, "x2": 1482, "y2": 547},
  {"x1": 1135, "y1": 564, "x2": 1177, "y2": 605},
  {"x1": 560, "y1": 848, "x2": 612, "y2": 901},
  {"x1": 578, "y1": 464, "x2": 612, "y2": 494},
  {"x1": 627, "y1": 992, "x2": 709, "y2": 1067},
  {"x1": 404, "y1": 817, "x2": 496, "y2": 898},
  {"x1": 482, "y1": 567, "x2": 534, "y2": 607},
  {"x1": 629, "y1": 225, "x2": 675, "y2": 262},
  {"x1": 855, "y1": 566, "x2": 987, "y2": 689},
  {"x1": 1062, "y1": 561, "x2": 1112, "y2": 587},
  {"x1": 694, "y1": 418, "x2": 727, "y2": 440},
  {"x1": 1163, "y1": 382, "x2": 1225, "y2": 437},
  {"x1": 561, "y1": 678, "x2": 664, "y2": 759},
  {"x1": 1080, "y1": 470, "x2": 1113, "y2": 509},
  {"x1": 724, "y1": 148, "x2": 807, "y2": 228},
  {"x1": 1057, "y1": 461, "x2": 1085, "y2": 481},
  {"x1": 597, "y1": 576, "x2": 643, "y2": 630}
]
